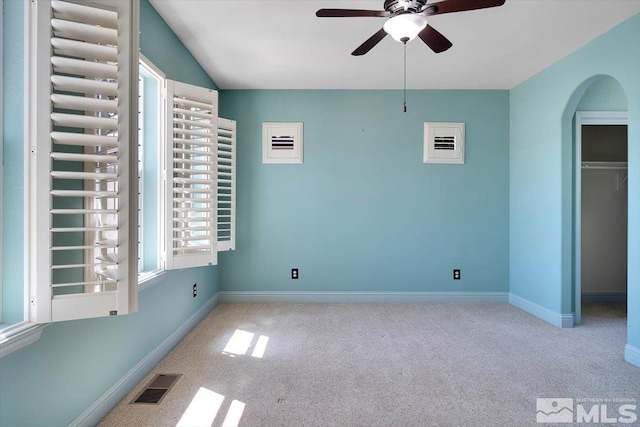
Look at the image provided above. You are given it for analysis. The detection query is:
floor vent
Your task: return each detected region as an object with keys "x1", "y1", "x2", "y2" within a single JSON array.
[{"x1": 131, "y1": 374, "x2": 182, "y2": 405}]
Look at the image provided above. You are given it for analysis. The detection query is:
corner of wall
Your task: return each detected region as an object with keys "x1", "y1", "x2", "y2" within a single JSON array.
[{"x1": 509, "y1": 293, "x2": 574, "y2": 328}]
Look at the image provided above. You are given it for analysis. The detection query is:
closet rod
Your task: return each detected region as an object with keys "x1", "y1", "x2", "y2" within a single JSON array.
[{"x1": 581, "y1": 162, "x2": 627, "y2": 170}]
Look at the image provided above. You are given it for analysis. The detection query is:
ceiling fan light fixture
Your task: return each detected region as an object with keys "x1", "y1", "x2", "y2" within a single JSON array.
[{"x1": 383, "y1": 13, "x2": 427, "y2": 43}]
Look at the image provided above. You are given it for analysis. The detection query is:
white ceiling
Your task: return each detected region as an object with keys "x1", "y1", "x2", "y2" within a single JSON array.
[{"x1": 149, "y1": 0, "x2": 640, "y2": 90}]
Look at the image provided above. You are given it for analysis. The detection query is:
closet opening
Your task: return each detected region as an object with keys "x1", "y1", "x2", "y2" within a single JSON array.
[{"x1": 575, "y1": 113, "x2": 628, "y2": 325}]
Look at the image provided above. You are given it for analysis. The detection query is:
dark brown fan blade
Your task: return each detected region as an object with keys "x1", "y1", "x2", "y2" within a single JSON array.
[
  {"x1": 418, "y1": 25, "x2": 453, "y2": 53},
  {"x1": 425, "y1": 0, "x2": 506, "y2": 16},
  {"x1": 352, "y1": 28, "x2": 388, "y2": 56},
  {"x1": 316, "y1": 9, "x2": 390, "y2": 18}
]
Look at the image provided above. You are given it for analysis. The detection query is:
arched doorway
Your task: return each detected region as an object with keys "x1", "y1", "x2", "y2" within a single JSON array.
[{"x1": 565, "y1": 76, "x2": 628, "y2": 325}]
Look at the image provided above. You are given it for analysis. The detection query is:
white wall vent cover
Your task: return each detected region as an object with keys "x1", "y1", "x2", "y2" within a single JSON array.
[
  {"x1": 262, "y1": 122, "x2": 303, "y2": 164},
  {"x1": 424, "y1": 122, "x2": 465, "y2": 164}
]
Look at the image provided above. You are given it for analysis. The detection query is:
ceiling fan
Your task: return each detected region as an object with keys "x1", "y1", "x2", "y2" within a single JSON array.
[{"x1": 316, "y1": 0, "x2": 506, "y2": 56}]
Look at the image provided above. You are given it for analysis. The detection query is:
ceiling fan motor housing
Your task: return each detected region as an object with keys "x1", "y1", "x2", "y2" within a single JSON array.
[{"x1": 384, "y1": 0, "x2": 428, "y2": 14}]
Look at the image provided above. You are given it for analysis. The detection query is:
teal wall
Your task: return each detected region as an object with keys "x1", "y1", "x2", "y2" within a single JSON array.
[
  {"x1": 509, "y1": 13, "x2": 640, "y2": 348},
  {"x1": 139, "y1": 0, "x2": 217, "y2": 90},
  {"x1": 219, "y1": 90, "x2": 510, "y2": 293},
  {"x1": 576, "y1": 76, "x2": 627, "y2": 112},
  {"x1": 0, "y1": 269, "x2": 216, "y2": 427},
  {"x1": 0, "y1": 1, "x2": 220, "y2": 426}
]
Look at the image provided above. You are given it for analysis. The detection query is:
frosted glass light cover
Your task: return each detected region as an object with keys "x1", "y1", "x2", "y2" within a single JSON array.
[{"x1": 383, "y1": 14, "x2": 428, "y2": 43}]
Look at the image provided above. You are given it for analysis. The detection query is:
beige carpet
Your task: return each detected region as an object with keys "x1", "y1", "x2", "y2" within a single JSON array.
[{"x1": 99, "y1": 303, "x2": 639, "y2": 427}]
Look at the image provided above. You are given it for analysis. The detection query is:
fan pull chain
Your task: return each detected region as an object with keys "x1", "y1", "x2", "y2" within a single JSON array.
[{"x1": 403, "y1": 40, "x2": 407, "y2": 113}]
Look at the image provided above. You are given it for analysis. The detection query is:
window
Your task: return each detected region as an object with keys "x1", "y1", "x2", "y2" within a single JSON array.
[
  {"x1": 26, "y1": 0, "x2": 139, "y2": 322},
  {"x1": 1, "y1": 0, "x2": 236, "y2": 357},
  {"x1": 0, "y1": 0, "x2": 4, "y2": 325},
  {"x1": 139, "y1": 65, "x2": 235, "y2": 274},
  {"x1": 138, "y1": 55, "x2": 165, "y2": 286}
]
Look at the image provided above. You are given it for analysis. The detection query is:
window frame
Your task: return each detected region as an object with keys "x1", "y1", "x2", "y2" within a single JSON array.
[
  {"x1": 0, "y1": 0, "x2": 37, "y2": 357},
  {"x1": 0, "y1": 0, "x2": 4, "y2": 324},
  {"x1": 80, "y1": 40, "x2": 169, "y2": 297},
  {"x1": 137, "y1": 54, "x2": 167, "y2": 290},
  {"x1": 138, "y1": 73, "x2": 145, "y2": 274}
]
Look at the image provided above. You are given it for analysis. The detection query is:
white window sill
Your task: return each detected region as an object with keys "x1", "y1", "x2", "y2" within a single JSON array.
[
  {"x1": 0, "y1": 271, "x2": 167, "y2": 359},
  {"x1": 0, "y1": 321, "x2": 48, "y2": 358},
  {"x1": 138, "y1": 269, "x2": 167, "y2": 292}
]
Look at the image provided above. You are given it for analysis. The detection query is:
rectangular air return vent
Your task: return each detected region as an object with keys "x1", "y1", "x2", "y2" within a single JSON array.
[
  {"x1": 262, "y1": 122, "x2": 303, "y2": 164},
  {"x1": 424, "y1": 122, "x2": 465, "y2": 164},
  {"x1": 434, "y1": 136, "x2": 456, "y2": 150},
  {"x1": 131, "y1": 373, "x2": 182, "y2": 405}
]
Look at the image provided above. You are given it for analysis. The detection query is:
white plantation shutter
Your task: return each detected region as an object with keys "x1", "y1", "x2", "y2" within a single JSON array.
[
  {"x1": 164, "y1": 80, "x2": 218, "y2": 269},
  {"x1": 217, "y1": 118, "x2": 236, "y2": 251},
  {"x1": 27, "y1": 0, "x2": 139, "y2": 323}
]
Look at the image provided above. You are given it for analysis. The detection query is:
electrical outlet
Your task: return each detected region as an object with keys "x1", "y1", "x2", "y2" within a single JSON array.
[
  {"x1": 291, "y1": 268, "x2": 299, "y2": 279},
  {"x1": 193, "y1": 283, "x2": 197, "y2": 298},
  {"x1": 453, "y1": 269, "x2": 461, "y2": 280}
]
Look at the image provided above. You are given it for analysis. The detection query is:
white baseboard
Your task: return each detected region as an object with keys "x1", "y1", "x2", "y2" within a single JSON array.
[
  {"x1": 625, "y1": 344, "x2": 640, "y2": 369},
  {"x1": 69, "y1": 293, "x2": 220, "y2": 427},
  {"x1": 219, "y1": 291, "x2": 508, "y2": 303},
  {"x1": 509, "y1": 293, "x2": 574, "y2": 328}
]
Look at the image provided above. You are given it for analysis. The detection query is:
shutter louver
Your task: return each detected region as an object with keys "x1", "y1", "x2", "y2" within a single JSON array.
[
  {"x1": 217, "y1": 118, "x2": 236, "y2": 251},
  {"x1": 28, "y1": 0, "x2": 139, "y2": 323},
  {"x1": 165, "y1": 80, "x2": 218, "y2": 269}
]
